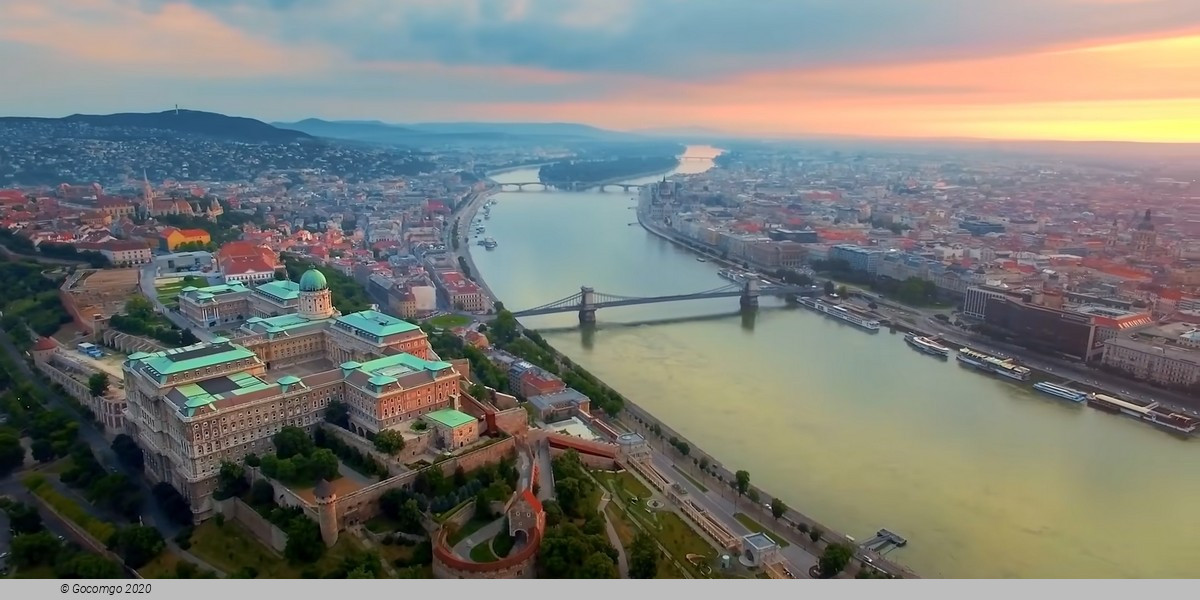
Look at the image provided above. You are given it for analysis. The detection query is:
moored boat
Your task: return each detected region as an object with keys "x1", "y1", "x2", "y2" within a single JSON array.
[
  {"x1": 1032, "y1": 382, "x2": 1087, "y2": 403},
  {"x1": 904, "y1": 333, "x2": 950, "y2": 357}
]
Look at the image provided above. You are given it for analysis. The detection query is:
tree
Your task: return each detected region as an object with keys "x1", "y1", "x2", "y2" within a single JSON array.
[
  {"x1": 677, "y1": 442, "x2": 690, "y2": 457},
  {"x1": 10, "y1": 531, "x2": 61, "y2": 568},
  {"x1": 273, "y1": 426, "x2": 313, "y2": 460},
  {"x1": 698, "y1": 456, "x2": 710, "y2": 472},
  {"x1": 324, "y1": 401, "x2": 350, "y2": 429},
  {"x1": 249, "y1": 480, "x2": 275, "y2": 507},
  {"x1": 628, "y1": 532, "x2": 659, "y2": 578},
  {"x1": 489, "y1": 310, "x2": 519, "y2": 345},
  {"x1": 111, "y1": 434, "x2": 144, "y2": 470},
  {"x1": 6, "y1": 502, "x2": 44, "y2": 535},
  {"x1": 771, "y1": 498, "x2": 788, "y2": 520},
  {"x1": 0, "y1": 428, "x2": 24, "y2": 476},
  {"x1": 579, "y1": 552, "x2": 619, "y2": 578},
  {"x1": 823, "y1": 280, "x2": 836, "y2": 296},
  {"x1": 837, "y1": 285, "x2": 849, "y2": 298},
  {"x1": 747, "y1": 488, "x2": 760, "y2": 504},
  {"x1": 284, "y1": 517, "x2": 325, "y2": 563},
  {"x1": 308, "y1": 448, "x2": 340, "y2": 482},
  {"x1": 809, "y1": 527, "x2": 822, "y2": 543},
  {"x1": 734, "y1": 470, "x2": 751, "y2": 501},
  {"x1": 373, "y1": 430, "x2": 406, "y2": 455},
  {"x1": 110, "y1": 525, "x2": 166, "y2": 569},
  {"x1": 55, "y1": 553, "x2": 124, "y2": 578},
  {"x1": 31, "y1": 439, "x2": 55, "y2": 463},
  {"x1": 214, "y1": 461, "x2": 249, "y2": 500},
  {"x1": 88, "y1": 372, "x2": 110, "y2": 398},
  {"x1": 818, "y1": 543, "x2": 854, "y2": 578},
  {"x1": 151, "y1": 482, "x2": 194, "y2": 526}
]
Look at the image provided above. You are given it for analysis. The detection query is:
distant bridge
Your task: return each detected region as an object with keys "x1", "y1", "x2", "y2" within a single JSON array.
[
  {"x1": 511, "y1": 280, "x2": 819, "y2": 323},
  {"x1": 495, "y1": 182, "x2": 644, "y2": 192}
]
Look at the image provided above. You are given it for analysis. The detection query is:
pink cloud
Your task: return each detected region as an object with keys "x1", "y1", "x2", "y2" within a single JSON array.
[{"x1": 0, "y1": 0, "x2": 332, "y2": 77}]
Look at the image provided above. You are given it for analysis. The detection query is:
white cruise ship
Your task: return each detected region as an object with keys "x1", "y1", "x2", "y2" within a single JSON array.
[{"x1": 799, "y1": 298, "x2": 880, "y2": 332}]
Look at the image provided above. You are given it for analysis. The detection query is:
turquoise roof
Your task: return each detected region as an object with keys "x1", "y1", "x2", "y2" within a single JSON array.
[
  {"x1": 277, "y1": 375, "x2": 302, "y2": 386},
  {"x1": 299, "y1": 268, "x2": 328, "y2": 292},
  {"x1": 245, "y1": 312, "x2": 327, "y2": 335},
  {"x1": 424, "y1": 409, "x2": 476, "y2": 429},
  {"x1": 255, "y1": 279, "x2": 301, "y2": 302},
  {"x1": 131, "y1": 342, "x2": 258, "y2": 377},
  {"x1": 170, "y1": 370, "x2": 274, "y2": 416},
  {"x1": 356, "y1": 352, "x2": 452, "y2": 378},
  {"x1": 335, "y1": 310, "x2": 419, "y2": 339}
]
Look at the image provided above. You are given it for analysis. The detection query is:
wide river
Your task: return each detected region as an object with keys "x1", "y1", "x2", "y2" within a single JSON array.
[{"x1": 470, "y1": 146, "x2": 1200, "y2": 578}]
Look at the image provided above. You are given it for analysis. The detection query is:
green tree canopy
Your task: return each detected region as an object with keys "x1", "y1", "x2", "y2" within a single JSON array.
[
  {"x1": 88, "y1": 373, "x2": 110, "y2": 398},
  {"x1": 818, "y1": 543, "x2": 854, "y2": 579}
]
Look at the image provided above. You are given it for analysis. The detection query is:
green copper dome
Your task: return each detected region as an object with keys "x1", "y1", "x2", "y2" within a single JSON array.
[{"x1": 298, "y1": 268, "x2": 328, "y2": 292}]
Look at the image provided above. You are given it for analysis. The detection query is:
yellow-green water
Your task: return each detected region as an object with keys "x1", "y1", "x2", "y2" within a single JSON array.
[{"x1": 469, "y1": 150, "x2": 1200, "y2": 578}]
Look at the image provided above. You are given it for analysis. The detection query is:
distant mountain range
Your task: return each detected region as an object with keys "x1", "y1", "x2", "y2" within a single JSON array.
[
  {"x1": 0, "y1": 110, "x2": 312, "y2": 143},
  {"x1": 273, "y1": 118, "x2": 645, "y2": 146}
]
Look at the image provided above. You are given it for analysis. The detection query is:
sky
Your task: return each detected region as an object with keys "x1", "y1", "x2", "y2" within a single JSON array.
[{"x1": 3, "y1": 0, "x2": 1200, "y2": 142}]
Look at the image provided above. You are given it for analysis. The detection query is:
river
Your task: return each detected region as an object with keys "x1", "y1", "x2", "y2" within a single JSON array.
[{"x1": 468, "y1": 146, "x2": 1200, "y2": 578}]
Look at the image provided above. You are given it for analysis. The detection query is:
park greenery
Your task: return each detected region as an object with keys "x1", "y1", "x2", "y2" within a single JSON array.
[
  {"x1": 109, "y1": 525, "x2": 166, "y2": 569},
  {"x1": 537, "y1": 450, "x2": 619, "y2": 578},
  {"x1": 0, "y1": 424, "x2": 24, "y2": 476},
  {"x1": 111, "y1": 433, "x2": 144, "y2": 471},
  {"x1": 88, "y1": 373, "x2": 110, "y2": 398},
  {"x1": 313, "y1": 426, "x2": 389, "y2": 479},
  {"x1": 628, "y1": 532, "x2": 660, "y2": 579},
  {"x1": 0, "y1": 498, "x2": 125, "y2": 578},
  {"x1": 0, "y1": 261, "x2": 72, "y2": 339},
  {"x1": 110, "y1": 296, "x2": 198, "y2": 347},
  {"x1": 60, "y1": 443, "x2": 143, "y2": 520},
  {"x1": 372, "y1": 429, "x2": 406, "y2": 455},
  {"x1": 538, "y1": 156, "x2": 679, "y2": 186},
  {"x1": 378, "y1": 457, "x2": 519, "y2": 531},
  {"x1": 282, "y1": 256, "x2": 372, "y2": 314},
  {"x1": 259, "y1": 426, "x2": 341, "y2": 487},
  {"x1": 818, "y1": 543, "x2": 855, "y2": 578}
]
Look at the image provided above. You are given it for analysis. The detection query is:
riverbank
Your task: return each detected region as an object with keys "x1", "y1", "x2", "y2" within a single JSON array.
[
  {"x1": 462, "y1": 168, "x2": 915, "y2": 578},
  {"x1": 451, "y1": 186, "x2": 500, "y2": 304}
]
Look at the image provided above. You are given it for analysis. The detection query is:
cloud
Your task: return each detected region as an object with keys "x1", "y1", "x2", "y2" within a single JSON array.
[
  {"x1": 3, "y1": 0, "x2": 1200, "y2": 142},
  {"x1": 0, "y1": 0, "x2": 333, "y2": 77},
  {"x1": 172, "y1": 0, "x2": 1200, "y2": 77}
]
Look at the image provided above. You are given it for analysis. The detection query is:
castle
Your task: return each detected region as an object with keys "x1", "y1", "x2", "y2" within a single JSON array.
[{"x1": 122, "y1": 268, "x2": 474, "y2": 519}]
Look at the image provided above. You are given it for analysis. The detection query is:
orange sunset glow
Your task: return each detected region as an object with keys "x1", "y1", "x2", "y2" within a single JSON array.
[{"x1": 3, "y1": 0, "x2": 1200, "y2": 142}]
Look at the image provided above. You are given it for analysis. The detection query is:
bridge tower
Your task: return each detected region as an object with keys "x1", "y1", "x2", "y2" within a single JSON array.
[
  {"x1": 740, "y1": 278, "x2": 760, "y2": 309},
  {"x1": 578, "y1": 286, "x2": 597, "y2": 324}
]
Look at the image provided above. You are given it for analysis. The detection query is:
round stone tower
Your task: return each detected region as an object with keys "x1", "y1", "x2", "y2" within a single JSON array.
[
  {"x1": 314, "y1": 478, "x2": 339, "y2": 547},
  {"x1": 298, "y1": 268, "x2": 334, "y2": 320}
]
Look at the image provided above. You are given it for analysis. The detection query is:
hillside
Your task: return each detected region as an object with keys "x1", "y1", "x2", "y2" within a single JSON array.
[{"x1": 0, "y1": 110, "x2": 311, "y2": 143}]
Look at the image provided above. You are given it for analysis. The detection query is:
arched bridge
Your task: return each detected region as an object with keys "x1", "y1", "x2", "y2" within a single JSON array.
[
  {"x1": 512, "y1": 280, "x2": 819, "y2": 323},
  {"x1": 495, "y1": 182, "x2": 643, "y2": 192}
]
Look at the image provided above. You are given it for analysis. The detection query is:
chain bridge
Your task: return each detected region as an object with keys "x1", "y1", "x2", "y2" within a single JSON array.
[{"x1": 511, "y1": 280, "x2": 819, "y2": 323}]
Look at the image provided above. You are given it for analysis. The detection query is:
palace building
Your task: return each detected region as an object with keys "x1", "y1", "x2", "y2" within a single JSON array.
[{"x1": 124, "y1": 268, "x2": 471, "y2": 519}]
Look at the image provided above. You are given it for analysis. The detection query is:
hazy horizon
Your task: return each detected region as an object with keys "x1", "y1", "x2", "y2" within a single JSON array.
[{"x1": 4, "y1": 1, "x2": 1200, "y2": 143}]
